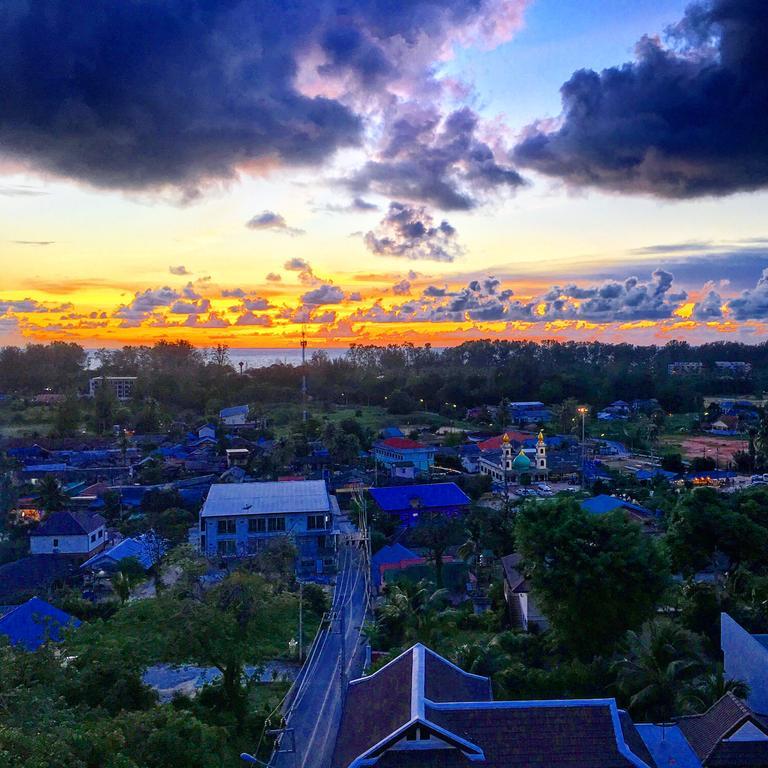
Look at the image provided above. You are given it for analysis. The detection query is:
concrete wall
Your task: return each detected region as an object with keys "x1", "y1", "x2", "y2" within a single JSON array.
[{"x1": 30, "y1": 526, "x2": 105, "y2": 555}]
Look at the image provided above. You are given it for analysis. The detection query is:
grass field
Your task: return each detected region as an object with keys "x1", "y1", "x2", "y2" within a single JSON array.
[{"x1": 0, "y1": 403, "x2": 55, "y2": 438}]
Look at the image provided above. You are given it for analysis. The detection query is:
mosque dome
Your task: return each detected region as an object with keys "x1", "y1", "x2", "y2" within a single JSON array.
[{"x1": 512, "y1": 449, "x2": 531, "y2": 471}]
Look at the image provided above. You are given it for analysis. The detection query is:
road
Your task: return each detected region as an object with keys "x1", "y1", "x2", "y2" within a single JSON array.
[{"x1": 271, "y1": 542, "x2": 369, "y2": 768}]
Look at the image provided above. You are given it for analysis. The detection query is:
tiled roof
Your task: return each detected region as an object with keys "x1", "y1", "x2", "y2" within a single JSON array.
[
  {"x1": 332, "y1": 644, "x2": 649, "y2": 768},
  {"x1": 477, "y1": 432, "x2": 533, "y2": 452},
  {"x1": 676, "y1": 692, "x2": 768, "y2": 765},
  {"x1": 80, "y1": 536, "x2": 157, "y2": 571},
  {"x1": 580, "y1": 495, "x2": 651, "y2": 517},
  {"x1": 500, "y1": 553, "x2": 528, "y2": 593},
  {"x1": 369, "y1": 483, "x2": 471, "y2": 513},
  {"x1": 31, "y1": 510, "x2": 105, "y2": 536}
]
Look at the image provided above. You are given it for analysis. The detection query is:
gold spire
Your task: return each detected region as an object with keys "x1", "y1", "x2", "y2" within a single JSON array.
[
  {"x1": 502, "y1": 432, "x2": 510, "y2": 444},
  {"x1": 538, "y1": 430, "x2": 545, "y2": 443}
]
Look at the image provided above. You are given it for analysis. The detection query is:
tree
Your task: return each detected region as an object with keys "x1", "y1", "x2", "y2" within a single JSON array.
[
  {"x1": 37, "y1": 475, "x2": 68, "y2": 512},
  {"x1": 409, "y1": 511, "x2": 463, "y2": 588},
  {"x1": 685, "y1": 665, "x2": 750, "y2": 712},
  {"x1": 165, "y1": 572, "x2": 295, "y2": 729},
  {"x1": 614, "y1": 619, "x2": 704, "y2": 721},
  {"x1": 516, "y1": 498, "x2": 670, "y2": 657},
  {"x1": 53, "y1": 393, "x2": 81, "y2": 436}
]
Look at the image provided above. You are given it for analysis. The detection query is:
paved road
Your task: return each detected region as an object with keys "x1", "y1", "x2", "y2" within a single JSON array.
[{"x1": 271, "y1": 542, "x2": 368, "y2": 768}]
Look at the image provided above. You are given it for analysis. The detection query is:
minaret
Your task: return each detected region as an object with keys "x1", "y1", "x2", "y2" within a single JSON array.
[
  {"x1": 537, "y1": 430, "x2": 547, "y2": 471},
  {"x1": 502, "y1": 432, "x2": 513, "y2": 470}
]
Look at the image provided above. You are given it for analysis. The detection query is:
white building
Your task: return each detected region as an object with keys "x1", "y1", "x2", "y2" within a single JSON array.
[
  {"x1": 30, "y1": 511, "x2": 107, "y2": 560},
  {"x1": 478, "y1": 431, "x2": 548, "y2": 485}
]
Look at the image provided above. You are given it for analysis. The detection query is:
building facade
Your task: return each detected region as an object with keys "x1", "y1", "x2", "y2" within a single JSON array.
[
  {"x1": 88, "y1": 376, "x2": 137, "y2": 400},
  {"x1": 372, "y1": 437, "x2": 437, "y2": 476},
  {"x1": 198, "y1": 480, "x2": 340, "y2": 574},
  {"x1": 29, "y1": 511, "x2": 107, "y2": 560},
  {"x1": 479, "y1": 431, "x2": 548, "y2": 485}
]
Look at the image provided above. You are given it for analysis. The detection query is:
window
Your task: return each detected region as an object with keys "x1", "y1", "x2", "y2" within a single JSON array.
[
  {"x1": 248, "y1": 518, "x2": 266, "y2": 533},
  {"x1": 217, "y1": 539, "x2": 236, "y2": 556},
  {"x1": 98, "y1": 529, "x2": 103, "y2": 538},
  {"x1": 53, "y1": 538, "x2": 59, "y2": 548},
  {"x1": 90, "y1": 533, "x2": 97, "y2": 543},
  {"x1": 218, "y1": 519, "x2": 236, "y2": 535},
  {"x1": 307, "y1": 514, "x2": 327, "y2": 530},
  {"x1": 267, "y1": 517, "x2": 286, "y2": 532}
]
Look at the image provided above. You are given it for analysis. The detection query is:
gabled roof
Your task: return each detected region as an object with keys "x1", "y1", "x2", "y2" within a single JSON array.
[
  {"x1": 501, "y1": 553, "x2": 529, "y2": 593},
  {"x1": 30, "y1": 510, "x2": 105, "y2": 537},
  {"x1": 477, "y1": 431, "x2": 533, "y2": 451},
  {"x1": 371, "y1": 543, "x2": 419, "y2": 568},
  {"x1": 676, "y1": 692, "x2": 768, "y2": 765},
  {"x1": 0, "y1": 555, "x2": 78, "y2": 601},
  {"x1": 332, "y1": 644, "x2": 650, "y2": 768},
  {"x1": 80, "y1": 536, "x2": 156, "y2": 571},
  {"x1": 0, "y1": 596, "x2": 80, "y2": 650},
  {"x1": 200, "y1": 480, "x2": 332, "y2": 518},
  {"x1": 219, "y1": 404, "x2": 248, "y2": 417},
  {"x1": 369, "y1": 483, "x2": 470, "y2": 512}
]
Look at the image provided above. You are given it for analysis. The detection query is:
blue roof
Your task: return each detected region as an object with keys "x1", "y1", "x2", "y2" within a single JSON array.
[
  {"x1": 580, "y1": 494, "x2": 651, "y2": 517},
  {"x1": 381, "y1": 427, "x2": 404, "y2": 439},
  {"x1": 0, "y1": 597, "x2": 80, "y2": 651},
  {"x1": 371, "y1": 543, "x2": 419, "y2": 587},
  {"x1": 636, "y1": 468, "x2": 678, "y2": 481},
  {"x1": 369, "y1": 482, "x2": 471, "y2": 512},
  {"x1": 80, "y1": 536, "x2": 156, "y2": 571},
  {"x1": 220, "y1": 405, "x2": 248, "y2": 417},
  {"x1": 636, "y1": 724, "x2": 701, "y2": 768}
]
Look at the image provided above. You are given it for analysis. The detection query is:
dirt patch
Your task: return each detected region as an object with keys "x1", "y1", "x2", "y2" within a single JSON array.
[{"x1": 678, "y1": 435, "x2": 748, "y2": 463}]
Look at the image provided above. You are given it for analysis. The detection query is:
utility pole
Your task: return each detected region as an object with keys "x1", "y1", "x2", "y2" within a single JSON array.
[
  {"x1": 300, "y1": 328, "x2": 308, "y2": 423},
  {"x1": 578, "y1": 406, "x2": 588, "y2": 488},
  {"x1": 298, "y1": 580, "x2": 303, "y2": 662},
  {"x1": 339, "y1": 603, "x2": 346, "y2": 692}
]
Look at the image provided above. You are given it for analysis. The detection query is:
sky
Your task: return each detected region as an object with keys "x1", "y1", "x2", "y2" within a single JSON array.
[{"x1": 1, "y1": 0, "x2": 767, "y2": 349}]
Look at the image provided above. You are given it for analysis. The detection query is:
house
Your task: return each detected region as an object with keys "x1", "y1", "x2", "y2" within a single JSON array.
[
  {"x1": 631, "y1": 684, "x2": 768, "y2": 768},
  {"x1": 331, "y1": 643, "x2": 653, "y2": 768},
  {"x1": 198, "y1": 480, "x2": 340, "y2": 574},
  {"x1": 219, "y1": 404, "x2": 249, "y2": 426},
  {"x1": 372, "y1": 437, "x2": 436, "y2": 477},
  {"x1": 508, "y1": 401, "x2": 552, "y2": 425},
  {"x1": 380, "y1": 427, "x2": 404, "y2": 440},
  {"x1": 225, "y1": 448, "x2": 250, "y2": 468},
  {"x1": 369, "y1": 483, "x2": 471, "y2": 527},
  {"x1": 88, "y1": 375, "x2": 137, "y2": 400},
  {"x1": 721, "y1": 612, "x2": 768, "y2": 714},
  {"x1": 501, "y1": 553, "x2": 548, "y2": 632},
  {"x1": 668, "y1": 362, "x2": 704, "y2": 375},
  {"x1": 80, "y1": 535, "x2": 158, "y2": 573},
  {"x1": 0, "y1": 597, "x2": 80, "y2": 651},
  {"x1": 371, "y1": 543, "x2": 424, "y2": 592},
  {"x1": 580, "y1": 495, "x2": 654, "y2": 523},
  {"x1": 198, "y1": 423, "x2": 216, "y2": 440},
  {"x1": 29, "y1": 511, "x2": 106, "y2": 560},
  {"x1": 715, "y1": 361, "x2": 752, "y2": 378}
]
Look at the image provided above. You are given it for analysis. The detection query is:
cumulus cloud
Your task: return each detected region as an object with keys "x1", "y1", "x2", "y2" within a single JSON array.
[
  {"x1": 513, "y1": 0, "x2": 768, "y2": 198},
  {"x1": 347, "y1": 106, "x2": 524, "y2": 210},
  {"x1": 169, "y1": 265, "x2": 191, "y2": 276},
  {"x1": 364, "y1": 201, "x2": 463, "y2": 262},
  {"x1": 323, "y1": 196, "x2": 380, "y2": 213},
  {"x1": 222, "y1": 288, "x2": 247, "y2": 298},
  {"x1": 301, "y1": 284, "x2": 345, "y2": 305},
  {"x1": 114, "y1": 286, "x2": 181, "y2": 324},
  {"x1": 693, "y1": 290, "x2": 724, "y2": 320},
  {"x1": 266, "y1": 272, "x2": 282, "y2": 282},
  {"x1": 392, "y1": 279, "x2": 411, "y2": 295},
  {"x1": 728, "y1": 269, "x2": 768, "y2": 319},
  {"x1": 169, "y1": 299, "x2": 211, "y2": 314},
  {"x1": 246, "y1": 211, "x2": 305, "y2": 236},
  {"x1": 241, "y1": 297, "x2": 273, "y2": 311},
  {"x1": 0, "y1": 0, "x2": 529, "y2": 198},
  {"x1": 235, "y1": 312, "x2": 273, "y2": 327},
  {"x1": 283, "y1": 257, "x2": 317, "y2": 284},
  {"x1": 0, "y1": 298, "x2": 71, "y2": 314}
]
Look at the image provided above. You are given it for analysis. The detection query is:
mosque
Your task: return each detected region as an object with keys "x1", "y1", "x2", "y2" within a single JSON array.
[{"x1": 478, "y1": 430, "x2": 549, "y2": 485}]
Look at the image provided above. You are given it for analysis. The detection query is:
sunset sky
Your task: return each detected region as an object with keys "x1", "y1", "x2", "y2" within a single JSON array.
[{"x1": 1, "y1": 0, "x2": 767, "y2": 349}]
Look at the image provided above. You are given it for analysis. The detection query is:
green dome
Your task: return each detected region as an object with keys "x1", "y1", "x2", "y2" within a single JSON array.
[{"x1": 512, "y1": 450, "x2": 531, "y2": 471}]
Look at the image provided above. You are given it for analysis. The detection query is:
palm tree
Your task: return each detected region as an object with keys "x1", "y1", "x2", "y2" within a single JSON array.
[
  {"x1": 453, "y1": 639, "x2": 505, "y2": 677},
  {"x1": 685, "y1": 665, "x2": 750, "y2": 712},
  {"x1": 614, "y1": 619, "x2": 704, "y2": 721},
  {"x1": 111, "y1": 571, "x2": 132, "y2": 604},
  {"x1": 37, "y1": 475, "x2": 68, "y2": 512}
]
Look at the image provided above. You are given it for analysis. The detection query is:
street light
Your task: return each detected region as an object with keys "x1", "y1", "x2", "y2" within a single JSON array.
[{"x1": 577, "y1": 406, "x2": 588, "y2": 487}]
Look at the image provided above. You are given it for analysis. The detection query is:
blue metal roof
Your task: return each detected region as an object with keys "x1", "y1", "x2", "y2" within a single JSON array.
[
  {"x1": 0, "y1": 597, "x2": 80, "y2": 651},
  {"x1": 200, "y1": 480, "x2": 331, "y2": 517},
  {"x1": 580, "y1": 495, "x2": 651, "y2": 517},
  {"x1": 636, "y1": 724, "x2": 701, "y2": 768},
  {"x1": 80, "y1": 536, "x2": 156, "y2": 571},
  {"x1": 369, "y1": 482, "x2": 471, "y2": 512},
  {"x1": 220, "y1": 405, "x2": 248, "y2": 417},
  {"x1": 381, "y1": 427, "x2": 404, "y2": 439}
]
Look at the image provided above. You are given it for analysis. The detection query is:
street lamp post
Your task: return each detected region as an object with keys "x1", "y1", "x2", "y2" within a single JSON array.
[{"x1": 577, "y1": 406, "x2": 588, "y2": 487}]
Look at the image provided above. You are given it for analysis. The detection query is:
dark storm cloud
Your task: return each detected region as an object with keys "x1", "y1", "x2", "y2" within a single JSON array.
[
  {"x1": 347, "y1": 107, "x2": 524, "y2": 210},
  {"x1": 0, "y1": 0, "x2": 527, "y2": 196},
  {"x1": 693, "y1": 289, "x2": 724, "y2": 319},
  {"x1": 364, "y1": 202, "x2": 463, "y2": 262},
  {"x1": 513, "y1": 0, "x2": 768, "y2": 198}
]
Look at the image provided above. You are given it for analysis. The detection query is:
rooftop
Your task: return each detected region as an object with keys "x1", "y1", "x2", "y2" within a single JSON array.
[
  {"x1": 375, "y1": 437, "x2": 430, "y2": 450},
  {"x1": 31, "y1": 510, "x2": 105, "y2": 537},
  {"x1": 200, "y1": 479, "x2": 332, "y2": 518},
  {"x1": 0, "y1": 596, "x2": 80, "y2": 651},
  {"x1": 369, "y1": 482, "x2": 471, "y2": 512}
]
